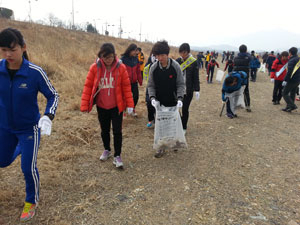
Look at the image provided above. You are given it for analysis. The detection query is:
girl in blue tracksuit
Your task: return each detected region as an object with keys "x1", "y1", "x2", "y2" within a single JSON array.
[{"x1": 0, "y1": 28, "x2": 59, "y2": 221}]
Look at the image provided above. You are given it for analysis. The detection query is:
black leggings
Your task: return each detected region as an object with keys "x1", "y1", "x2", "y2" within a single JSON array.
[
  {"x1": 131, "y1": 82, "x2": 139, "y2": 107},
  {"x1": 97, "y1": 107, "x2": 123, "y2": 157}
]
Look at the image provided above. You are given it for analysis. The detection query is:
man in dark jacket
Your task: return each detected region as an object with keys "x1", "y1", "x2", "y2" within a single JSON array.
[
  {"x1": 176, "y1": 43, "x2": 200, "y2": 134},
  {"x1": 282, "y1": 47, "x2": 300, "y2": 112},
  {"x1": 233, "y1": 44, "x2": 252, "y2": 112}
]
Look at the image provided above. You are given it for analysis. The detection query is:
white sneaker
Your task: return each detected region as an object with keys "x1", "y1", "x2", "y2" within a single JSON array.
[
  {"x1": 113, "y1": 156, "x2": 124, "y2": 168},
  {"x1": 100, "y1": 150, "x2": 111, "y2": 161}
]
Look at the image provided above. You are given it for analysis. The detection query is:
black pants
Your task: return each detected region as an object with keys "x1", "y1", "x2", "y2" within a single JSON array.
[
  {"x1": 205, "y1": 61, "x2": 209, "y2": 69},
  {"x1": 131, "y1": 82, "x2": 139, "y2": 107},
  {"x1": 97, "y1": 107, "x2": 123, "y2": 157},
  {"x1": 272, "y1": 80, "x2": 283, "y2": 103},
  {"x1": 244, "y1": 77, "x2": 250, "y2": 107},
  {"x1": 250, "y1": 68, "x2": 257, "y2": 81},
  {"x1": 226, "y1": 99, "x2": 234, "y2": 115},
  {"x1": 283, "y1": 81, "x2": 300, "y2": 108},
  {"x1": 145, "y1": 88, "x2": 155, "y2": 122},
  {"x1": 181, "y1": 92, "x2": 193, "y2": 130},
  {"x1": 199, "y1": 61, "x2": 203, "y2": 69},
  {"x1": 208, "y1": 67, "x2": 214, "y2": 82}
]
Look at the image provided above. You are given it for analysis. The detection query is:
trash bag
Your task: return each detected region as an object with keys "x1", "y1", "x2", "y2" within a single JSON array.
[
  {"x1": 216, "y1": 70, "x2": 225, "y2": 82},
  {"x1": 153, "y1": 104, "x2": 187, "y2": 150},
  {"x1": 225, "y1": 86, "x2": 246, "y2": 114},
  {"x1": 259, "y1": 63, "x2": 266, "y2": 73}
]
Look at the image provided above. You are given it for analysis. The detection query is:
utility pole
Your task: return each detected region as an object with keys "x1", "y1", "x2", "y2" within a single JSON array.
[
  {"x1": 119, "y1": 17, "x2": 123, "y2": 38},
  {"x1": 72, "y1": 0, "x2": 75, "y2": 28},
  {"x1": 139, "y1": 23, "x2": 142, "y2": 42}
]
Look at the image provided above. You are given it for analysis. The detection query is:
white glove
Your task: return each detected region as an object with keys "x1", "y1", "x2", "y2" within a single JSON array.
[
  {"x1": 151, "y1": 99, "x2": 159, "y2": 107},
  {"x1": 195, "y1": 92, "x2": 200, "y2": 100},
  {"x1": 127, "y1": 107, "x2": 133, "y2": 115},
  {"x1": 38, "y1": 115, "x2": 52, "y2": 136},
  {"x1": 282, "y1": 81, "x2": 287, "y2": 86},
  {"x1": 177, "y1": 100, "x2": 183, "y2": 108},
  {"x1": 271, "y1": 78, "x2": 274, "y2": 83}
]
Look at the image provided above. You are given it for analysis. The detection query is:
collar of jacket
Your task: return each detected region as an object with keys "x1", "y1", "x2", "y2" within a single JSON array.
[
  {"x1": 158, "y1": 58, "x2": 171, "y2": 69},
  {"x1": 121, "y1": 55, "x2": 138, "y2": 67},
  {"x1": 238, "y1": 52, "x2": 250, "y2": 57},
  {"x1": 97, "y1": 56, "x2": 120, "y2": 72},
  {"x1": 0, "y1": 57, "x2": 30, "y2": 77}
]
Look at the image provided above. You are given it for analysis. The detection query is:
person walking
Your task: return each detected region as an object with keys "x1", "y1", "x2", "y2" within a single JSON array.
[
  {"x1": 80, "y1": 43, "x2": 134, "y2": 168},
  {"x1": 147, "y1": 40, "x2": 185, "y2": 158},
  {"x1": 176, "y1": 43, "x2": 200, "y2": 134},
  {"x1": 270, "y1": 51, "x2": 289, "y2": 105},
  {"x1": 282, "y1": 47, "x2": 300, "y2": 112},
  {"x1": 233, "y1": 44, "x2": 252, "y2": 112},
  {"x1": 121, "y1": 44, "x2": 142, "y2": 116},
  {"x1": 249, "y1": 51, "x2": 261, "y2": 82},
  {"x1": 0, "y1": 28, "x2": 59, "y2": 222},
  {"x1": 137, "y1": 47, "x2": 145, "y2": 79},
  {"x1": 206, "y1": 59, "x2": 219, "y2": 83}
]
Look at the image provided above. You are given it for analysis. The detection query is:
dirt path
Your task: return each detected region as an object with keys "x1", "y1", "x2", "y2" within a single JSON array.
[{"x1": 1, "y1": 65, "x2": 299, "y2": 225}]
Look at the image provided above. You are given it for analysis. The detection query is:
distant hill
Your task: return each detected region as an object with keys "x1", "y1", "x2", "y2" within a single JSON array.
[
  {"x1": 192, "y1": 44, "x2": 238, "y2": 53},
  {"x1": 221, "y1": 29, "x2": 300, "y2": 52}
]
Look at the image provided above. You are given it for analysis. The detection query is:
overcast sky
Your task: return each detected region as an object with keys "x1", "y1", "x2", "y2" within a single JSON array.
[{"x1": 1, "y1": 0, "x2": 300, "y2": 51}]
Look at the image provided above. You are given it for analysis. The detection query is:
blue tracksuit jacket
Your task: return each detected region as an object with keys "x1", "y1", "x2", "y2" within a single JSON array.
[
  {"x1": 0, "y1": 58, "x2": 59, "y2": 130},
  {"x1": 222, "y1": 71, "x2": 248, "y2": 101}
]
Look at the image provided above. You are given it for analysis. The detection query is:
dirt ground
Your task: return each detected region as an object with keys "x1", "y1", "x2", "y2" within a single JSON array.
[{"x1": 0, "y1": 64, "x2": 299, "y2": 225}]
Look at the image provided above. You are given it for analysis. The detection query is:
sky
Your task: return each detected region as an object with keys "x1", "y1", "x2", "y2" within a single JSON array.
[{"x1": 1, "y1": 0, "x2": 300, "y2": 51}]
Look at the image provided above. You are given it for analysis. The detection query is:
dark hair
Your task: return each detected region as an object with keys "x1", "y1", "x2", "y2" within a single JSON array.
[
  {"x1": 271, "y1": 51, "x2": 274, "y2": 54},
  {"x1": 251, "y1": 50, "x2": 255, "y2": 54},
  {"x1": 97, "y1": 43, "x2": 115, "y2": 58},
  {"x1": 152, "y1": 40, "x2": 170, "y2": 55},
  {"x1": 224, "y1": 75, "x2": 236, "y2": 86},
  {"x1": 289, "y1": 47, "x2": 298, "y2": 56},
  {"x1": 179, "y1": 43, "x2": 190, "y2": 53},
  {"x1": 122, "y1": 43, "x2": 137, "y2": 57},
  {"x1": 137, "y1": 47, "x2": 141, "y2": 51},
  {"x1": 0, "y1": 27, "x2": 29, "y2": 60},
  {"x1": 239, "y1": 44, "x2": 247, "y2": 53},
  {"x1": 281, "y1": 51, "x2": 289, "y2": 57}
]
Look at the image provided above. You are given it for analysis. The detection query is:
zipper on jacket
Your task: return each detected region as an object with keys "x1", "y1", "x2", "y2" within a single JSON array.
[{"x1": 9, "y1": 77, "x2": 14, "y2": 128}]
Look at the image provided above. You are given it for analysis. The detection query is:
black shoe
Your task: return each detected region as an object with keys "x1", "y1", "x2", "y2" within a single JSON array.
[
  {"x1": 286, "y1": 105, "x2": 298, "y2": 112},
  {"x1": 276, "y1": 101, "x2": 280, "y2": 105},
  {"x1": 282, "y1": 107, "x2": 289, "y2": 112}
]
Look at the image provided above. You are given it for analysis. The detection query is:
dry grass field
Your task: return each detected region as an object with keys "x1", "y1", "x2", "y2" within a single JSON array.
[{"x1": 0, "y1": 19, "x2": 299, "y2": 225}]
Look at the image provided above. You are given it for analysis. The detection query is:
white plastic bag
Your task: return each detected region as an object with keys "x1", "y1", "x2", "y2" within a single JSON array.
[
  {"x1": 259, "y1": 63, "x2": 266, "y2": 73},
  {"x1": 216, "y1": 70, "x2": 225, "y2": 82},
  {"x1": 225, "y1": 86, "x2": 245, "y2": 114},
  {"x1": 153, "y1": 104, "x2": 187, "y2": 150}
]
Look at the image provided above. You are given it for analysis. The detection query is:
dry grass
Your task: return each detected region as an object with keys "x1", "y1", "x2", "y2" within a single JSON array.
[{"x1": 1, "y1": 19, "x2": 300, "y2": 225}]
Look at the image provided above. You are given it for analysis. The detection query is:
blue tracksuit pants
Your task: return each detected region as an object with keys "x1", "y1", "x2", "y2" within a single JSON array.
[{"x1": 0, "y1": 125, "x2": 40, "y2": 204}]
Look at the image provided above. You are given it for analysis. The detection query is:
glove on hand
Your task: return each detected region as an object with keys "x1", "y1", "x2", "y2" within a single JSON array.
[
  {"x1": 270, "y1": 78, "x2": 274, "y2": 83},
  {"x1": 151, "y1": 99, "x2": 159, "y2": 107},
  {"x1": 38, "y1": 115, "x2": 52, "y2": 136},
  {"x1": 195, "y1": 92, "x2": 200, "y2": 100},
  {"x1": 282, "y1": 81, "x2": 287, "y2": 86},
  {"x1": 177, "y1": 100, "x2": 183, "y2": 108},
  {"x1": 127, "y1": 107, "x2": 134, "y2": 115}
]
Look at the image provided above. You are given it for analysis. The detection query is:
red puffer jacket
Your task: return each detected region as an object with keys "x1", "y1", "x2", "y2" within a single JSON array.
[
  {"x1": 270, "y1": 58, "x2": 288, "y2": 81},
  {"x1": 80, "y1": 57, "x2": 134, "y2": 113}
]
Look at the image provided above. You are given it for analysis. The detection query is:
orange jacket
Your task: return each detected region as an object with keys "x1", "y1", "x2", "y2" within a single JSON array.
[
  {"x1": 80, "y1": 58, "x2": 134, "y2": 113},
  {"x1": 138, "y1": 52, "x2": 145, "y2": 71}
]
